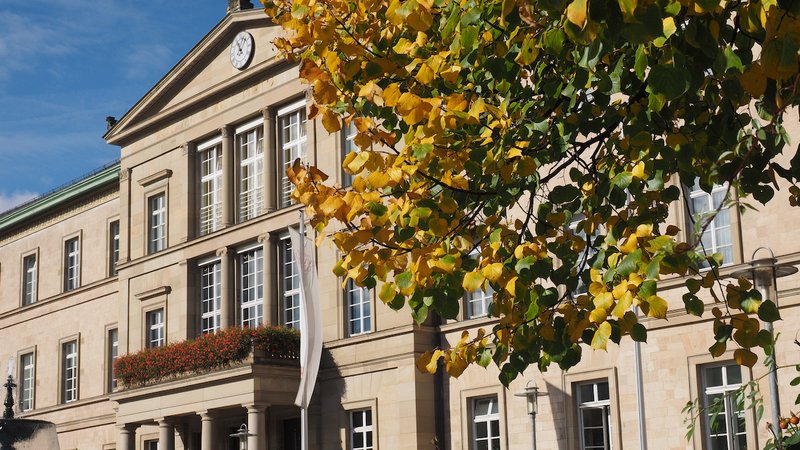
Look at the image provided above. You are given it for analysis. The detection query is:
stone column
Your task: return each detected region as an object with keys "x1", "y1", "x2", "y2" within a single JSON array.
[
  {"x1": 158, "y1": 418, "x2": 175, "y2": 450},
  {"x1": 221, "y1": 125, "x2": 235, "y2": 227},
  {"x1": 260, "y1": 234, "x2": 278, "y2": 326},
  {"x1": 200, "y1": 411, "x2": 215, "y2": 450},
  {"x1": 262, "y1": 108, "x2": 276, "y2": 212},
  {"x1": 218, "y1": 247, "x2": 234, "y2": 329},
  {"x1": 246, "y1": 404, "x2": 268, "y2": 450},
  {"x1": 117, "y1": 424, "x2": 136, "y2": 450},
  {"x1": 183, "y1": 142, "x2": 198, "y2": 242}
]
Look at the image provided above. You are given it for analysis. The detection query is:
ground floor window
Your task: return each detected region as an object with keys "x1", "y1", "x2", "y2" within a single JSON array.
[
  {"x1": 472, "y1": 396, "x2": 500, "y2": 450},
  {"x1": 577, "y1": 380, "x2": 612, "y2": 450},
  {"x1": 702, "y1": 363, "x2": 746, "y2": 450},
  {"x1": 351, "y1": 409, "x2": 373, "y2": 450}
]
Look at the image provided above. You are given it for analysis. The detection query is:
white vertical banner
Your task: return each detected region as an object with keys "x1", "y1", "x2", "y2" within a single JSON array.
[{"x1": 290, "y1": 211, "x2": 323, "y2": 446}]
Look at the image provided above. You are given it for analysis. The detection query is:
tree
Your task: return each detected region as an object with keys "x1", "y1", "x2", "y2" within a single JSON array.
[{"x1": 263, "y1": 0, "x2": 800, "y2": 386}]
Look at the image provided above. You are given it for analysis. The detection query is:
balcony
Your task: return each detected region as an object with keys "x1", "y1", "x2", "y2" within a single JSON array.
[{"x1": 111, "y1": 326, "x2": 300, "y2": 450}]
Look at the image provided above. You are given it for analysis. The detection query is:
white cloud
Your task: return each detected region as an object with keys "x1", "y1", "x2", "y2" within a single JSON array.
[{"x1": 0, "y1": 191, "x2": 38, "y2": 214}]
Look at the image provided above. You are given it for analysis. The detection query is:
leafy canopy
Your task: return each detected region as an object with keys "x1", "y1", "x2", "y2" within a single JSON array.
[{"x1": 264, "y1": 0, "x2": 800, "y2": 384}]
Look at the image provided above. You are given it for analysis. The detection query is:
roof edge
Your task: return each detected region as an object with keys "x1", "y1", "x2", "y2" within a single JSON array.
[{"x1": 0, "y1": 163, "x2": 121, "y2": 234}]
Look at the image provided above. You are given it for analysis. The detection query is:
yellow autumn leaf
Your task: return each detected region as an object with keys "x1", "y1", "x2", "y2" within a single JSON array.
[
  {"x1": 416, "y1": 63, "x2": 435, "y2": 84},
  {"x1": 482, "y1": 263, "x2": 504, "y2": 282},
  {"x1": 589, "y1": 307, "x2": 608, "y2": 324},
  {"x1": 594, "y1": 292, "x2": 614, "y2": 310},
  {"x1": 504, "y1": 276, "x2": 517, "y2": 296},
  {"x1": 566, "y1": 0, "x2": 588, "y2": 29},
  {"x1": 591, "y1": 321, "x2": 612, "y2": 349},
  {"x1": 734, "y1": 348, "x2": 757, "y2": 368},
  {"x1": 321, "y1": 108, "x2": 342, "y2": 132},
  {"x1": 463, "y1": 271, "x2": 485, "y2": 292},
  {"x1": 383, "y1": 83, "x2": 402, "y2": 107},
  {"x1": 631, "y1": 161, "x2": 646, "y2": 179},
  {"x1": 319, "y1": 195, "x2": 345, "y2": 216},
  {"x1": 611, "y1": 290, "x2": 633, "y2": 318},
  {"x1": 644, "y1": 295, "x2": 668, "y2": 319},
  {"x1": 618, "y1": 235, "x2": 638, "y2": 254}
]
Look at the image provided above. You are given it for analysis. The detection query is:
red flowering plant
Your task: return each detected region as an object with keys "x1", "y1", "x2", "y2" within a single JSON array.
[{"x1": 114, "y1": 326, "x2": 300, "y2": 388}]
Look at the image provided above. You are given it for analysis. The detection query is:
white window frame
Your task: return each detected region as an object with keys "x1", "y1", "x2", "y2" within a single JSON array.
[
  {"x1": 702, "y1": 363, "x2": 746, "y2": 450},
  {"x1": 688, "y1": 183, "x2": 733, "y2": 266},
  {"x1": 147, "y1": 308, "x2": 165, "y2": 348},
  {"x1": 465, "y1": 251, "x2": 493, "y2": 319},
  {"x1": 19, "y1": 352, "x2": 34, "y2": 412},
  {"x1": 346, "y1": 279, "x2": 371, "y2": 336},
  {"x1": 341, "y1": 121, "x2": 357, "y2": 187},
  {"x1": 107, "y1": 328, "x2": 118, "y2": 392},
  {"x1": 22, "y1": 254, "x2": 37, "y2": 305},
  {"x1": 199, "y1": 258, "x2": 222, "y2": 335},
  {"x1": 277, "y1": 100, "x2": 307, "y2": 208},
  {"x1": 144, "y1": 440, "x2": 159, "y2": 450},
  {"x1": 62, "y1": 340, "x2": 78, "y2": 403},
  {"x1": 576, "y1": 380, "x2": 613, "y2": 450},
  {"x1": 148, "y1": 193, "x2": 167, "y2": 254},
  {"x1": 237, "y1": 118, "x2": 265, "y2": 222},
  {"x1": 109, "y1": 220, "x2": 120, "y2": 277},
  {"x1": 350, "y1": 409, "x2": 373, "y2": 450},
  {"x1": 64, "y1": 237, "x2": 80, "y2": 292},
  {"x1": 198, "y1": 138, "x2": 223, "y2": 236},
  {"x1": 239, "y1": 244, "x2": 264, "y2": 328},
  {"x1": 280, "y1": 235, "x2": 301, "y2": 330},
  {"x1": 471, "y1": 396, "x2": 501, "y2": 450}
]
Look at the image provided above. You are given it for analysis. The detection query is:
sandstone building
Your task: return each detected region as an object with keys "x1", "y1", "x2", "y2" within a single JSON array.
[{"x1": 0, "y1": 2, "x2": 799, "y2": 450}]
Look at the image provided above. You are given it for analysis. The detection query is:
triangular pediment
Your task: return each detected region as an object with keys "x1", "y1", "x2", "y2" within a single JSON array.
[{"x1": 105, "y1": 9, "x2": 285, "y2": 146}]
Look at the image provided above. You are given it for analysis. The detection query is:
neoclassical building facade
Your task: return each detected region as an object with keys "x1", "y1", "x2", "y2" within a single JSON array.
[{"x1": 1, "y1": 2, "x2": 799, "y2": 450}]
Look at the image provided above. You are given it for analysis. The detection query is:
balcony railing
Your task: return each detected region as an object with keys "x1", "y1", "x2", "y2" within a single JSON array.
[{"x1": 114, "y1": 326, "x2": 299, "y2": 389}]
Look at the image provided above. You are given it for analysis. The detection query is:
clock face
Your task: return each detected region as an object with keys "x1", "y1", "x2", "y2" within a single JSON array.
[{"x1": 230, "y1": 31, "x2": 254, "y2": 70}]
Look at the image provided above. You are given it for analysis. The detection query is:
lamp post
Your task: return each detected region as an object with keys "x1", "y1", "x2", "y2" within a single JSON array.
[
  {"x1": 515, "y1": 379, "x2": 546, "y2": 450},
  {"x1": 230, "y1": 423, "x2": 254, "y2": 450},
  {"x1": 731, "y1": 247, "x2": 797, "y2": 440}
]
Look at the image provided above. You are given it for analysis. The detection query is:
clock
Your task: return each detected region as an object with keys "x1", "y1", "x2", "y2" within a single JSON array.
[{"x1": 230, "y1": 31, "x2": 254, "y2": 70}]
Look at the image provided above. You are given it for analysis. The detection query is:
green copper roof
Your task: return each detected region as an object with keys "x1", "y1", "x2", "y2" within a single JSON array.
[{"x1": 0, "y1": 161, "x2": 120, "y2": 235}]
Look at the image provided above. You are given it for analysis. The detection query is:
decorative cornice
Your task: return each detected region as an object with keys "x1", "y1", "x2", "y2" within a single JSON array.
[
  {"x1": 135, "y1": 286, "x2": 172, "y2": 301},
  {"x1": 137, "y1": 169, "x2": 173, "y2": 187}
]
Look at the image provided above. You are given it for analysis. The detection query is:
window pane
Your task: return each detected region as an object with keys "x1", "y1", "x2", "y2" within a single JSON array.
[
  {"x1": 596, "y1": 381, "x2": 609, "y2": 400},
  {"x1": 726, "y1": 365, "x2": 742, "y2": 385}
]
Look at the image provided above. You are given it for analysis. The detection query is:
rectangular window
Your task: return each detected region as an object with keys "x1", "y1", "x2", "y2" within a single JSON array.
[
  {"x1": 472, "y1": 397, "x2": 501, "y2": 450},
  {"x1": 64, "y1": 238, "x2": 80, "y2": 292},
  {"x1": 147, "y1": 309, "x2": 165, "y2": 348},
  {"x1": 702, "y1": 364, "x2": 746, "y2": 450},
  {"x1": 148, "y1": 194, "x2": 167, "y2": 254},
  {"x1": 200, "y1": 261, "x2": 222, "y2": 335},
  {"x1": 465, "y1": 251, "x2": 494, "y2": 319},
  {"x1": 237, "y1": 121, "x2": 264, "y2": 222},
  {"x1": 19, "y1": 352, "x2": 34, "y2": 412},
  {"x1": 239, "y1": 247, "x2": 264, "y2": 328},
  {"x1": 109, "y1": 221, "x2": 120, "y2": 276},
  {"x1": 346, "y1": 279, "x2": 371, "y2": 336},
  {"x1": 278, "y1": 101, "x2": 307, "y2": 208},
  {"x1": 280, "y1": 237, "x2": 301, "y2": 330},
  {"x1": 342, "y1": 121, "x2": 357, "y2": 187},
  {"x1": 350, "y1": 409, "x2": 373, "y2": 450},
  {"x1": 22, "y1": 254, "x2": 37, "y2": 305},
  {"x1": 577, "y1": 380, "x2": 612, "y2": 450},
  {"x1": 62, "y1": 340, "x2": 78, "y2": 403},
  {"x1": 145, "y1": 440, "x2": 159, "y2": 450},
  {"x1": 689, "y1": 183, "x2": 733, "y2": 266},
  {"x1": 199, "y1": 141, "x2": 223, "y2": 235},
  {"x1": 107, "y1": 329, "x2": 118, "y2": 392}
]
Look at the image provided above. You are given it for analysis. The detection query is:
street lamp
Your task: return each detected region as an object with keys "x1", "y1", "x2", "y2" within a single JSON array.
[
  {"x1": 515, "y1": 379, "x2": 546, "y2": 450},
  {"x1": 230, "y1": 423, "x2": 254, "y2": 450},
  {"x1": 731, "y1": 247, "x2": 797, "y2": 440}
]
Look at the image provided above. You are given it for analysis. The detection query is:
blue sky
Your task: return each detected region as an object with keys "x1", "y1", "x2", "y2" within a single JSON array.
[{"x1": 0, "y1": 1, "x2": 261, "y2": 212}]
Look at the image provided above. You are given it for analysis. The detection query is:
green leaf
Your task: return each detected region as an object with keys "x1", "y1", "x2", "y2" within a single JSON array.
[
  {"x1": 683, "y1": 293, "x2": 704, "y2": 316},
  {"x1": 739, "y1": 289, "x2": 762, "y2": 314},
  {"x1": 396, "y1": 271, "x2": 413, "y2": 289},
  {"x1": 477, "y1": 348, "x2": 493, "y2": 367},
  {"x1": 515, "y1": 256, "x2": 536, "y2": 273},
  {"x1": 412, "y1": 304, "x2": 429, "y2": 324},
  {"x1": 634, "y1": 45, "x2": 647, "y2": 81},
  {"x1": 631, "y1": 323, "x2": 647, "y2": 342},
  {"x1": 611, "y1": 172, "x2": 633, "y2": 189},
  {"x1": 647, "y1": 64, "x2": 689, "y2": 100},
  {"x1": 549, "y1": 184, "x2": 581, "y2": 203},
  {"x1": 617, "y1": 249, "x2": 642, "y2": 277},
  {"x1": 412, "y1": 143, "x2": 433, "y2": 159},
  {"x1": 638, "y1": 280, "x2": 656, "y2": 299},
  {"x1": 758, "y1": 299, "x2": 781, "y2": 322},
  {"x1": 460, "y1": 25, "x2": 479, "y2": 53}
]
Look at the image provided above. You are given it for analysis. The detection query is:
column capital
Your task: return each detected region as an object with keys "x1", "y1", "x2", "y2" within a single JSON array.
[
  {"x1": 216, "y1": 246, "x2": 232, "y2": 257},
  {"x1": 116, "y1": 423, "x2": 137, "y2": 432},
  {"x1": 257, "y1": 233, "x2": 271, "y2": 244},
  {"x1": 156, "y1": 417, "x2": 173, "y2": 426},
  {"x1": 243, "y1": 403, "x2": 270, "y2": 413},
  {"x1": 220, "y1": 125, "x2": 234, "y2": 138},
  {"x1": 198, "y1": 410, "x2": 216, "y2": 420},
  {"x1": 262, "y1": 108, "x2": 273, "y2": 121}
]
